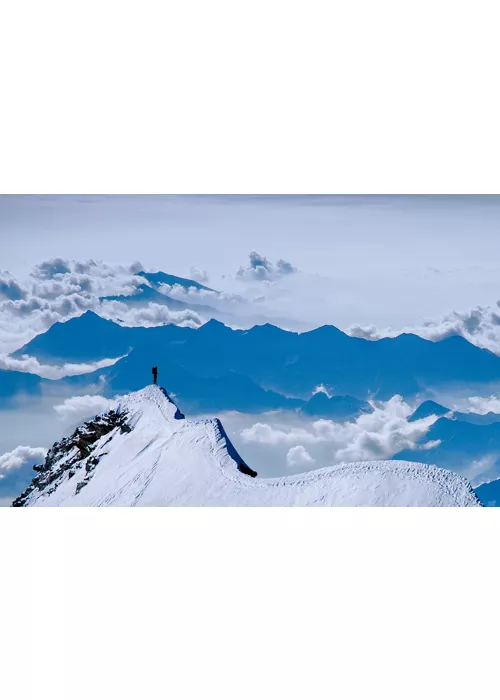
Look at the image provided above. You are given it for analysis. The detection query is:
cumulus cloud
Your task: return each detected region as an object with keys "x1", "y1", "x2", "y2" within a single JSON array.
[
  {"x1": 348, "y1": 324, "x2": 383, "y2": 341},
  {"x1": 286, "y1": 445, "x2": 315, "y2": 468},
  {"x1": 467, "y1": 454, "x2": 500, "y2": 487},
  {"x1": 241, "y1": 396, "x2": 440, "y2": 464},
  {"x1": 0, "y1": 445, "x2": 47, "y2": 474},
  {"x1": 99, "y1": 300, "x2": 203, "y2": 329},
  {"x1": 73, "y1": 259, "x2": 144, "y2": 277},
  {"x1": 312, "y1": 384, "x2": 331, "y2": 397},
  {"x1": 236, "y1": 251, "x2": 298, "y2": 282},
  {"x1": 0, "y1": 353, "x2": 123, "y2": 380},
  {"x1": 0, "y1": 271, "x2": 28, "y2": 301},
  {"x1": 0, "y1": 256, "x2": 312, "y2": 355},
  {"x1": 464, "y1": 395, "x2": 500, "y2": 415},
  {"x1": 0, "y1": 259, "x2": 149, "y2": 354},
  {"x1": 349, "y1": 305, "x2": 500, "y2": 355},
  {"x1": 158, "y1": 282, "x2": 246, "y2": 309},
  {"x1": 31, "y1": 257, "x2": 72, "y2": 279},
  {"x1": 189, "y1": 267, "x2": 209, "y2": 284},
  {"x1": 53, "y1": 395, "x2": 114, "y2": 422}
]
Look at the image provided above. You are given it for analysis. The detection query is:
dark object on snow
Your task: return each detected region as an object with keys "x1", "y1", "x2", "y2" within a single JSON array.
[
  {"x1": 152, "y1": 366, "x2": 158, "y2": 384},
  {"x1": 12, "y1": 409, "x2": 132, "y2": 506},
  {"x1": 238, "y1": 461, "x2": 257, "y2": 478}
]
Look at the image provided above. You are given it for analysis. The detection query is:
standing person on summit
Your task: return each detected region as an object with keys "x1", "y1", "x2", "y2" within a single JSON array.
[{"x1": 152, "y1": 366, "x2": 158, "y2": 384}]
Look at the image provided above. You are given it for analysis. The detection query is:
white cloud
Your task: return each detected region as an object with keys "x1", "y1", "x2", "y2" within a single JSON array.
[
  {"x1": 312, "y1": 384, "x2": 331, "y2": 397},
  {"x1": 241, "y1": 396, "x2": 439, "y2": 464},
  {"x1": 99, "y1": 300, "x2": 203, "y2": 329},
  {"x1": 0, "y1": 353, "x2": 123, "y2": 380},
  {"x1": 466, "y1": 454, "x2": 500, "y2": 486},
  {"x1": 0, "y1": 445, "x2": 47, "y2": 474},
  {"x1": 7, "y1": 254, "x2": 500, "y2": 371},
  {"x1": 236, "y1": 251, "x2": 298, "y2": 282},
  {"x1": 464, "y1": 395, "x2": 500, "y2": 415},
  {"x1": 0, "y1": 271, "x2": 28, "y2": 301},
  {"x1": 53, "y1": 395, "x2": 114, "y2": 422},
  {"x1": 348, "y1": 324, "x2": 383, "y2": 340},
  {"x1": 189, "y1": 267, "x2": 209, "y2": 284},
  {"x1": 31, "y1": 257, "x2": 72, "y2": 279},
  {"x1": 349, "y1": 305, "x2": 500, "y2": 356},
  {"x1": 286, "y1": 446, "x2": 315, "y2": 468},
  {"x1": 0, "y1": 259, "x2": 149, "y2": 354},
  {"x1": 158, "y1": 282, "x2": 246, "y2": 311}
]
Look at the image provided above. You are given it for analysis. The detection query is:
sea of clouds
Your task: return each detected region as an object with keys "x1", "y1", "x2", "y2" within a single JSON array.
[
  {"x1": 4, "y1": 253, "x2": 500, "y2": 502},
  {"x1": 5, "y1": 252, "x2": 500, "y2": 357},
  {"x1": 0, "y1": 394, "x2": 442, "y2": 498}
]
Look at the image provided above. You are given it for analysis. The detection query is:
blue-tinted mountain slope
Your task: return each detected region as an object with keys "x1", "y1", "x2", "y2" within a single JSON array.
[
  {"x1": 137, "y1": 270, "x2": 215, "y2": 292},
  {"x1": 475, "y1": 480, "x2": 500, "y2": 506},
  {"x1": 0, "y1": 369, "x2": 42, "y2": 407},
  {"x1": 408, "y1": 400, "x2": 450, "y2": 422},
  {"x1": 394, "y1": 416, "x2": 500, "y2": 473},
  {"x1": 300, "y1": 393, "x2": 373, "y2": 420},
  {"x1": 61, "y1": 343, "x2": 303, "y2": 414},
  {"x1": 12, "y1": 315, "x2": 500, "y2": 401}
]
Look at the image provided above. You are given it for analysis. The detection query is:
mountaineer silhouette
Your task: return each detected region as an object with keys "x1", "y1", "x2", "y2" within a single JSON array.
[{"x1": 152, "y1": 366, "x2": 158, "y2": 384}]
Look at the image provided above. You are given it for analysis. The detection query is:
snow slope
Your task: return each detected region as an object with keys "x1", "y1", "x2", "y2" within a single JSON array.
[{"x1": 16, "y1": 386, "x2": 480, "y2": 507}]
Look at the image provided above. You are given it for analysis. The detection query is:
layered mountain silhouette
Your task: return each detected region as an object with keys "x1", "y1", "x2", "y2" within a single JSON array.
[
  {"x1": 408, "y1": 399, "x2": 500, "y2": 425},
  {"x1": 14, "y1": 313, "x2": 500, "y2": 408},
  {"x1": 408, "y1": 400, "x2": 450, "y2": 422},
  {"x1": 100, "y1": 280, "x2": 235, "y2": 325},
  {"x1": 0, "y1": 368, "x2": 42, "y2": 407},
  {"x1": 475, "y1": 479, "x2": 500, "y2": 506},
  {"x1": 101, "y1": 283, "x2": 215, "y2": 313},
  {"x1": 300, "y1": 392, "x2": 373, "y2": 420},
  {"x1": 13, "y1": 312, "x2": 144, "y2": 363},
  {"x1": 137, "y1": 270, "x2": 215, "y2": 293},
  {"x1": 395, "y1": 415, "x2": 500, "y2": 476}
]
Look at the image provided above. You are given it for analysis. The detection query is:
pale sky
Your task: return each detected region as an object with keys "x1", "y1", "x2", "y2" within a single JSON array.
[{"x1": 2, "y1": 194, "x2": 500, "y2": 329}]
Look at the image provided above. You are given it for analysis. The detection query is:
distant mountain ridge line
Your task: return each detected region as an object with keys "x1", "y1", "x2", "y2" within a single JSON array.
[
  {"x1": 14, "y1": 308, "x2": 489, "y2": 360},
  {"x1": 8, "y1": 310, "x2": 500, "y2": 415}
]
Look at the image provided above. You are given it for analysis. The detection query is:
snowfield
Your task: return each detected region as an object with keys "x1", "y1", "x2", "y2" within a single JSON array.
[{"x1": 18, "y1": 386, "x2": 480, "y2": 507}]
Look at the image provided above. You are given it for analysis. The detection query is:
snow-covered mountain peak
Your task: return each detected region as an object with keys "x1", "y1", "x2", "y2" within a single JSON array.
[
  {"x1": 13, "y1": 385, "x2": 481, "y2": 507},
  {"x1": 114, "y1": 384, "x2": 186, "y2": 428}
]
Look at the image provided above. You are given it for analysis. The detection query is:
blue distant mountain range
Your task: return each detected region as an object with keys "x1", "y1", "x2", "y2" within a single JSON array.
[
  {"x1": 6, "y1": 308, "x2": 500, "y2": 504},
  {"x1": 137, "y1": 270, "x2": 215, "y2": 292},
  {"x1": 0, "y1": 368, "x2": 42, "y2": 407},
  {"x1": 396, "y1": 415, "x2": 500, "y2": 478},
  {"x1": 475, "y1": 479, "x2": 500, "y2": 506},
  {"x1": 99, "y1": 271, "x2": 234, "y2": 323},
  {"x1": 299, "y1": 392, "x2": 373, "y2": 420},
  {"x1": 14, "y1": 311, "x2": 500, "y2": 404},
  {"x1": 101, "y1": 283, "x2": 215, "y2": 313}
]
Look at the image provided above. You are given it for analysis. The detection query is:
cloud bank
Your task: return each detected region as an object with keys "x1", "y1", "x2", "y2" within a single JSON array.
[
  {"x1": 0, "y1": 445, "x2": 47, "y2": 474},
  {"x1": 236, "y1": 251, "x2": 298, "y2": 282},
  {"x1": 349, "y1": 305, "x2": 500, "y2": 356},
  {"x1": 0, "y1": 258, "x2": 207, "y2": 355},
  {"x1": 241, "y1": 396, "x2": 440, "y2": 465},
  {"x1": 0, "y1": 271, "x2": 28, "y2": 301},
  {"x1": 5, "y1": 253, "x2": 500, "y2": 381},
  {"x1": 0, "y1": 354, "x2": 123, "y2": 380},
  {"x1": 53, "y1": 395, "x2": 114, "y2": 422},
  {"x1": 464, "y1": 395, "x2": 500, "y2": 415},
  {"x1": 286, "y1": 445, "x2": 315, "y2": 468}
]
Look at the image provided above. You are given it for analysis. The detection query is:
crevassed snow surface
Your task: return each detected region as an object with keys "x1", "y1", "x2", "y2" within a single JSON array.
[{"x1": 23, "y1": 386, "x2": 480, "y2": 507}]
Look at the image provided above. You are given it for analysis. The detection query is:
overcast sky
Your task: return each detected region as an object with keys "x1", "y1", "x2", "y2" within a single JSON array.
[{"x1": 2, "y1": 194, "x2": 500, "y2": 328}]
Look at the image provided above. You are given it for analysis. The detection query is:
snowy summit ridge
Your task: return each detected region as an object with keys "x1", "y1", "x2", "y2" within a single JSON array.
[{"x1": 14, "y1": 385, "x2": 480, "y2": 507}]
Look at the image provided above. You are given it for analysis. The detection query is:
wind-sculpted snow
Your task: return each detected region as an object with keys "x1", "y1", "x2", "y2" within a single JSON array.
[{"x1": 14, "y1": 386, "x2": 480, "y2": 507}]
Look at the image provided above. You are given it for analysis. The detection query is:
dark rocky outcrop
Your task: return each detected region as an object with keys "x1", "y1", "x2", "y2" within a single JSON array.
[{"x1": 12, "y1": 409, "x2": 131, "y2": 507}]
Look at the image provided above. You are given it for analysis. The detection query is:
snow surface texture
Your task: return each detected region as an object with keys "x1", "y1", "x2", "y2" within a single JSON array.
[{"x1": 17, "y1": 386, "x2": 480, "y2": 507}]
